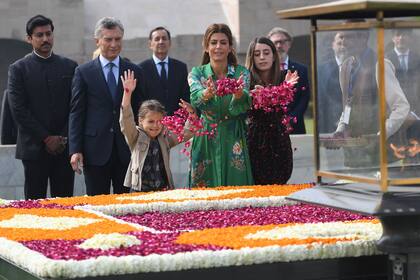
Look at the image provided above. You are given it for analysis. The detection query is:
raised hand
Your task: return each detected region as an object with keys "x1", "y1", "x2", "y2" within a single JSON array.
[
  {"x1": 284, "y1": 70, "x2": 299, "y2": 86},
  {"x1": 202, "y1": 77, "x2": 215, "y2": 102},
  {"x1": 120, "y1": 70, "x2": 137, "y2": 107},
  {"x1": 120, "y1": 69, "x2": 137, "y2": 95}
]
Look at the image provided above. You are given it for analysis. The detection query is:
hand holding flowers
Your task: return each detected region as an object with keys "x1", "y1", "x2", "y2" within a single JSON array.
[
  {"x1": 215, "y1": 76, "x2": 244, "y2": 97},
  {"x1": 250, "y1": 74, "x2": 299, "y2": 133},
  {"x1": 284, "y1": 70, "x2": 299, "y2": 86},
  {"x1": 162, "y1": 102, "x2": 217, "y2": 153},
  {"x1": 202, "y1": 78, "x2": 216, "y2": 102}
]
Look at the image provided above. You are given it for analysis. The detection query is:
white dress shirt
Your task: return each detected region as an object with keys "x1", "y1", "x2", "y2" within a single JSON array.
[
  {"x1": 153, "y1": 54, "x2": 169, "y2": 78},
  {"x1": 99, "y1": 55, "x2": 120, "y2": 85}
]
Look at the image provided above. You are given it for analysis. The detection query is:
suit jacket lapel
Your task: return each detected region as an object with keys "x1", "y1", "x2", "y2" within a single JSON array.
[
  {"x1": 168, "y1": 58, "x2": 175, "y2": 88},
  {"x1": 150, "y1": 59, "x2": 160, "y2": 81},
  {"x1": 117, "y1": 57, "x2": 129, "y2": 105}
]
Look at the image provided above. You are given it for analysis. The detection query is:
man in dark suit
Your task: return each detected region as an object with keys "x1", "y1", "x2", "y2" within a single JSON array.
[
  {"x1": 7, "y1": 15, "x2": 77, "y2": 199},
  {"x1": 268, "y1": 27, "x2": 310, "y2": 134},
  {"x1": 69, "y1": 17, "x2": 142, "y2": 195},
  {"x1": 386, "y1": 29, "x2": 420, "y2": 116},
  {"x1": 139, "y1": 27, "x2": 189, "y2": 115},
  {"x1": 1, "y1": 90, "x2": 17, "y2": 144},
  {"x1": 317, "y1": 32, "x2": 347, "y2": 133}
]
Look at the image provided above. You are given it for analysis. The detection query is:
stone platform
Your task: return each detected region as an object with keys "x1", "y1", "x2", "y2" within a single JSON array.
[{"x1": 0, "y1": 135, "x2": 317, "y2": 200}]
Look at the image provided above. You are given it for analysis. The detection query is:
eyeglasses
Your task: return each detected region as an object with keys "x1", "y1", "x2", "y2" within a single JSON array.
[{"x1": 274, "y1": 39, "x2": 290, "y2": 45}]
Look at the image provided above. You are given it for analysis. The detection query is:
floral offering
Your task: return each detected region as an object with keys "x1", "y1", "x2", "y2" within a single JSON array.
[
  {"x1": 162, "y1": 107, "x2": 218, "y2": 156},
  {"x1": 250, "y1": 83, "x2": 297, "y2": 133},
  {"x1": 215, "y1": 77, "x2": 244, "y2": 97},
  {"x1": 0, "y1": 184, "x2": 382, "y2": 279}
]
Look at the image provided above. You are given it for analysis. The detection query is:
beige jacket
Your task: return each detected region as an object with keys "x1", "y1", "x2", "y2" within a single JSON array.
[{"x1": 120, "y1": 105, "x2": 192, "y2": 191}]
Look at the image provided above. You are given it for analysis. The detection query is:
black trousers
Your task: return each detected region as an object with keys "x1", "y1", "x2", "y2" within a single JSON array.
[
  {"x1": 22, "y1": 149, "x2": 74, "y2": 200},
  {"x1": 83, "y1": 143, "x2": 130, "y2": 196}
]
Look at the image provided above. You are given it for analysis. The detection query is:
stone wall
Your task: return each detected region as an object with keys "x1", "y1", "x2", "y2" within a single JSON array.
[
  {"x1": 0, "y1": 135, "x2": 317, "y2": 200},
  {"x1": 0, "y1": 0, "x2": 85, "y2": 62}
]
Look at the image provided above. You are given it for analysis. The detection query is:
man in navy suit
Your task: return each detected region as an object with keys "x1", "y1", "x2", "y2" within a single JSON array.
[
  {"x1": 69, "y1": 17, "x2": 142, "y2": 195},
  {"x1": 317, "y1": 32, "x2": 347, "y2": 133},
  {"x1": 386, "y1": 29, "x2": 420, "y2": 116},
  {"x1": 268, "y1": 27, "x2": 310, "y2": 134},
  {"x1": 139, "y1": 27, "x2": 189, "y2": 115}
]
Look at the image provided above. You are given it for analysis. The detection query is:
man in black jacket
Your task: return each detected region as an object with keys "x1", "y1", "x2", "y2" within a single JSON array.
[
  {"x1": 386, "y1": 29, "x2": 420, "y2": 116},
  {"x1": 7, "y1": 15, "x2": 77, "y2": 199},
  {"x1": 0, "y1": 90, "x2": 17, "y2": 145},
  {"x1": 317, "y1": 32, "x2": 347, "y2": 133},
  {"x1": 139, "y1": 27, "x2": 189, "y2": 115}
]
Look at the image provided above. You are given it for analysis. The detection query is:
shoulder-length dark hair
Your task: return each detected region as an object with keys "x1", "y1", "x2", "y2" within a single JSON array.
[
  {"x1": 201, "y1": 23, "x2": 237, "y2": 66},
  {"x1": 245, "y1": 37, "x2": 282, "y2": 89}
]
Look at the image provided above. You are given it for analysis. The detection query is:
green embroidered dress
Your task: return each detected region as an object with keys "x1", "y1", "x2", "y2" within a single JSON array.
[{"x1": 188, "y1": 63, "x2": 254, "y2": 187}]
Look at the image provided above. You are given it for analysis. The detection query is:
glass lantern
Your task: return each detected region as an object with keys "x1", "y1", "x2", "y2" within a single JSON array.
[{"x1": 279, "y1": 1, "x2": 420, "y2": 192}]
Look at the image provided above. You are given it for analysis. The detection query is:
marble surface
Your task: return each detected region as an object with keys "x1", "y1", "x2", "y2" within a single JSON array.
[{"x1": 0, "y1": 135, "x2": 316, "y2": 200}]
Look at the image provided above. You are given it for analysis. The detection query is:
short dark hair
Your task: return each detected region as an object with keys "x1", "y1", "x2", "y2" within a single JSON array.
[
  {"x1": 26, "y1": 15, "x2": 54, "y2": 36},
  {"x1": 149, "y1": 27, "x2": 171, "y2": 41}
]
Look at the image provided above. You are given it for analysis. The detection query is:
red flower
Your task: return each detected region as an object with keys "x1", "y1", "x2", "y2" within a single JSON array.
[
  {"x1": 250, "y1": 83, "x2": 296, "y2": 133},
  {"x1": 215, "y1": 77, "x2": 244, "y2": 97}
]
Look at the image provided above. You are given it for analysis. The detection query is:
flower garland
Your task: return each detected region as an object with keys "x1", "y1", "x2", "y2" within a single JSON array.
[
  {"x1": 0, "y1": 208, "x2": 138, "y2": 241},
  {"x1": 175, "y1": 220, "x2": 381, "y2": 249},
  {"x1": 39, "y1": 184, "x2": 312, "y2": 207}
]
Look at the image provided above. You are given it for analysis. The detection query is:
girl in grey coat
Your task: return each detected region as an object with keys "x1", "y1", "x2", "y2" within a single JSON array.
[{"x1": 120, "y1": 70, "x2": 194, "y2": 192}]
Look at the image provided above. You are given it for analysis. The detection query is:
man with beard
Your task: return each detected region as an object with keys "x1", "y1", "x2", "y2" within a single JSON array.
[
  {"x1": 138, "y1": 27, "x2": 189, "y2": 115},
  {"x1": 268, "y1": 27, "x2": 310, "y2": 134},
  {"x1": 7, "y1": 15, "x2": 77, "y2": 199}
]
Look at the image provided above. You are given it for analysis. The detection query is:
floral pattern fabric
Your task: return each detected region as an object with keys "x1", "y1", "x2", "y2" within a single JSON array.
[{"x1": 188, "y1": 63, "x2": 254, "y2": 187}]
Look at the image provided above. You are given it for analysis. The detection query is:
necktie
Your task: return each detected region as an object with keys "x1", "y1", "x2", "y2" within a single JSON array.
[
  {"x1": 399, "y1": 54, "x2": 408, "y2": 71},
  {"x1": 280, "y1": 62, "x2": 287, "y2": 71},
  {"x1": 107, "y1": 62, "x2": 118, "y2": 104},
  {"x1": 158, "y1": 61, "x2": 167, "y2": 88}
]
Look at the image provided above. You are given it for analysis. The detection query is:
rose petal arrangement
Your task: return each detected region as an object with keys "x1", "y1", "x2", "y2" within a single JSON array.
[{"x1": 0, "y1": 184, "x2": 383, "y2": 279}]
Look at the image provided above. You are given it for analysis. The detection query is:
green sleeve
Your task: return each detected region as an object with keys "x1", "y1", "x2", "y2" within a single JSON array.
[{"x1": 188, "y1": 66, "x2": 217, "y2": 112}]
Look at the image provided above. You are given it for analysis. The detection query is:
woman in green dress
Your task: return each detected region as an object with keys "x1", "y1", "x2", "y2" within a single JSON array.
[{"x1": 188, "y1": 23, "x2": 254, "y2": 187}]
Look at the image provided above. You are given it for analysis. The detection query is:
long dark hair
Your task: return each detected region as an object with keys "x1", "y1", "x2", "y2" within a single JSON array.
[
  {"x1": 245, "y1": 37, "x2": 281, "y2": 89},
  {"x1": 201, "y1": 23, "x2": 237, "y2": 66}
]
